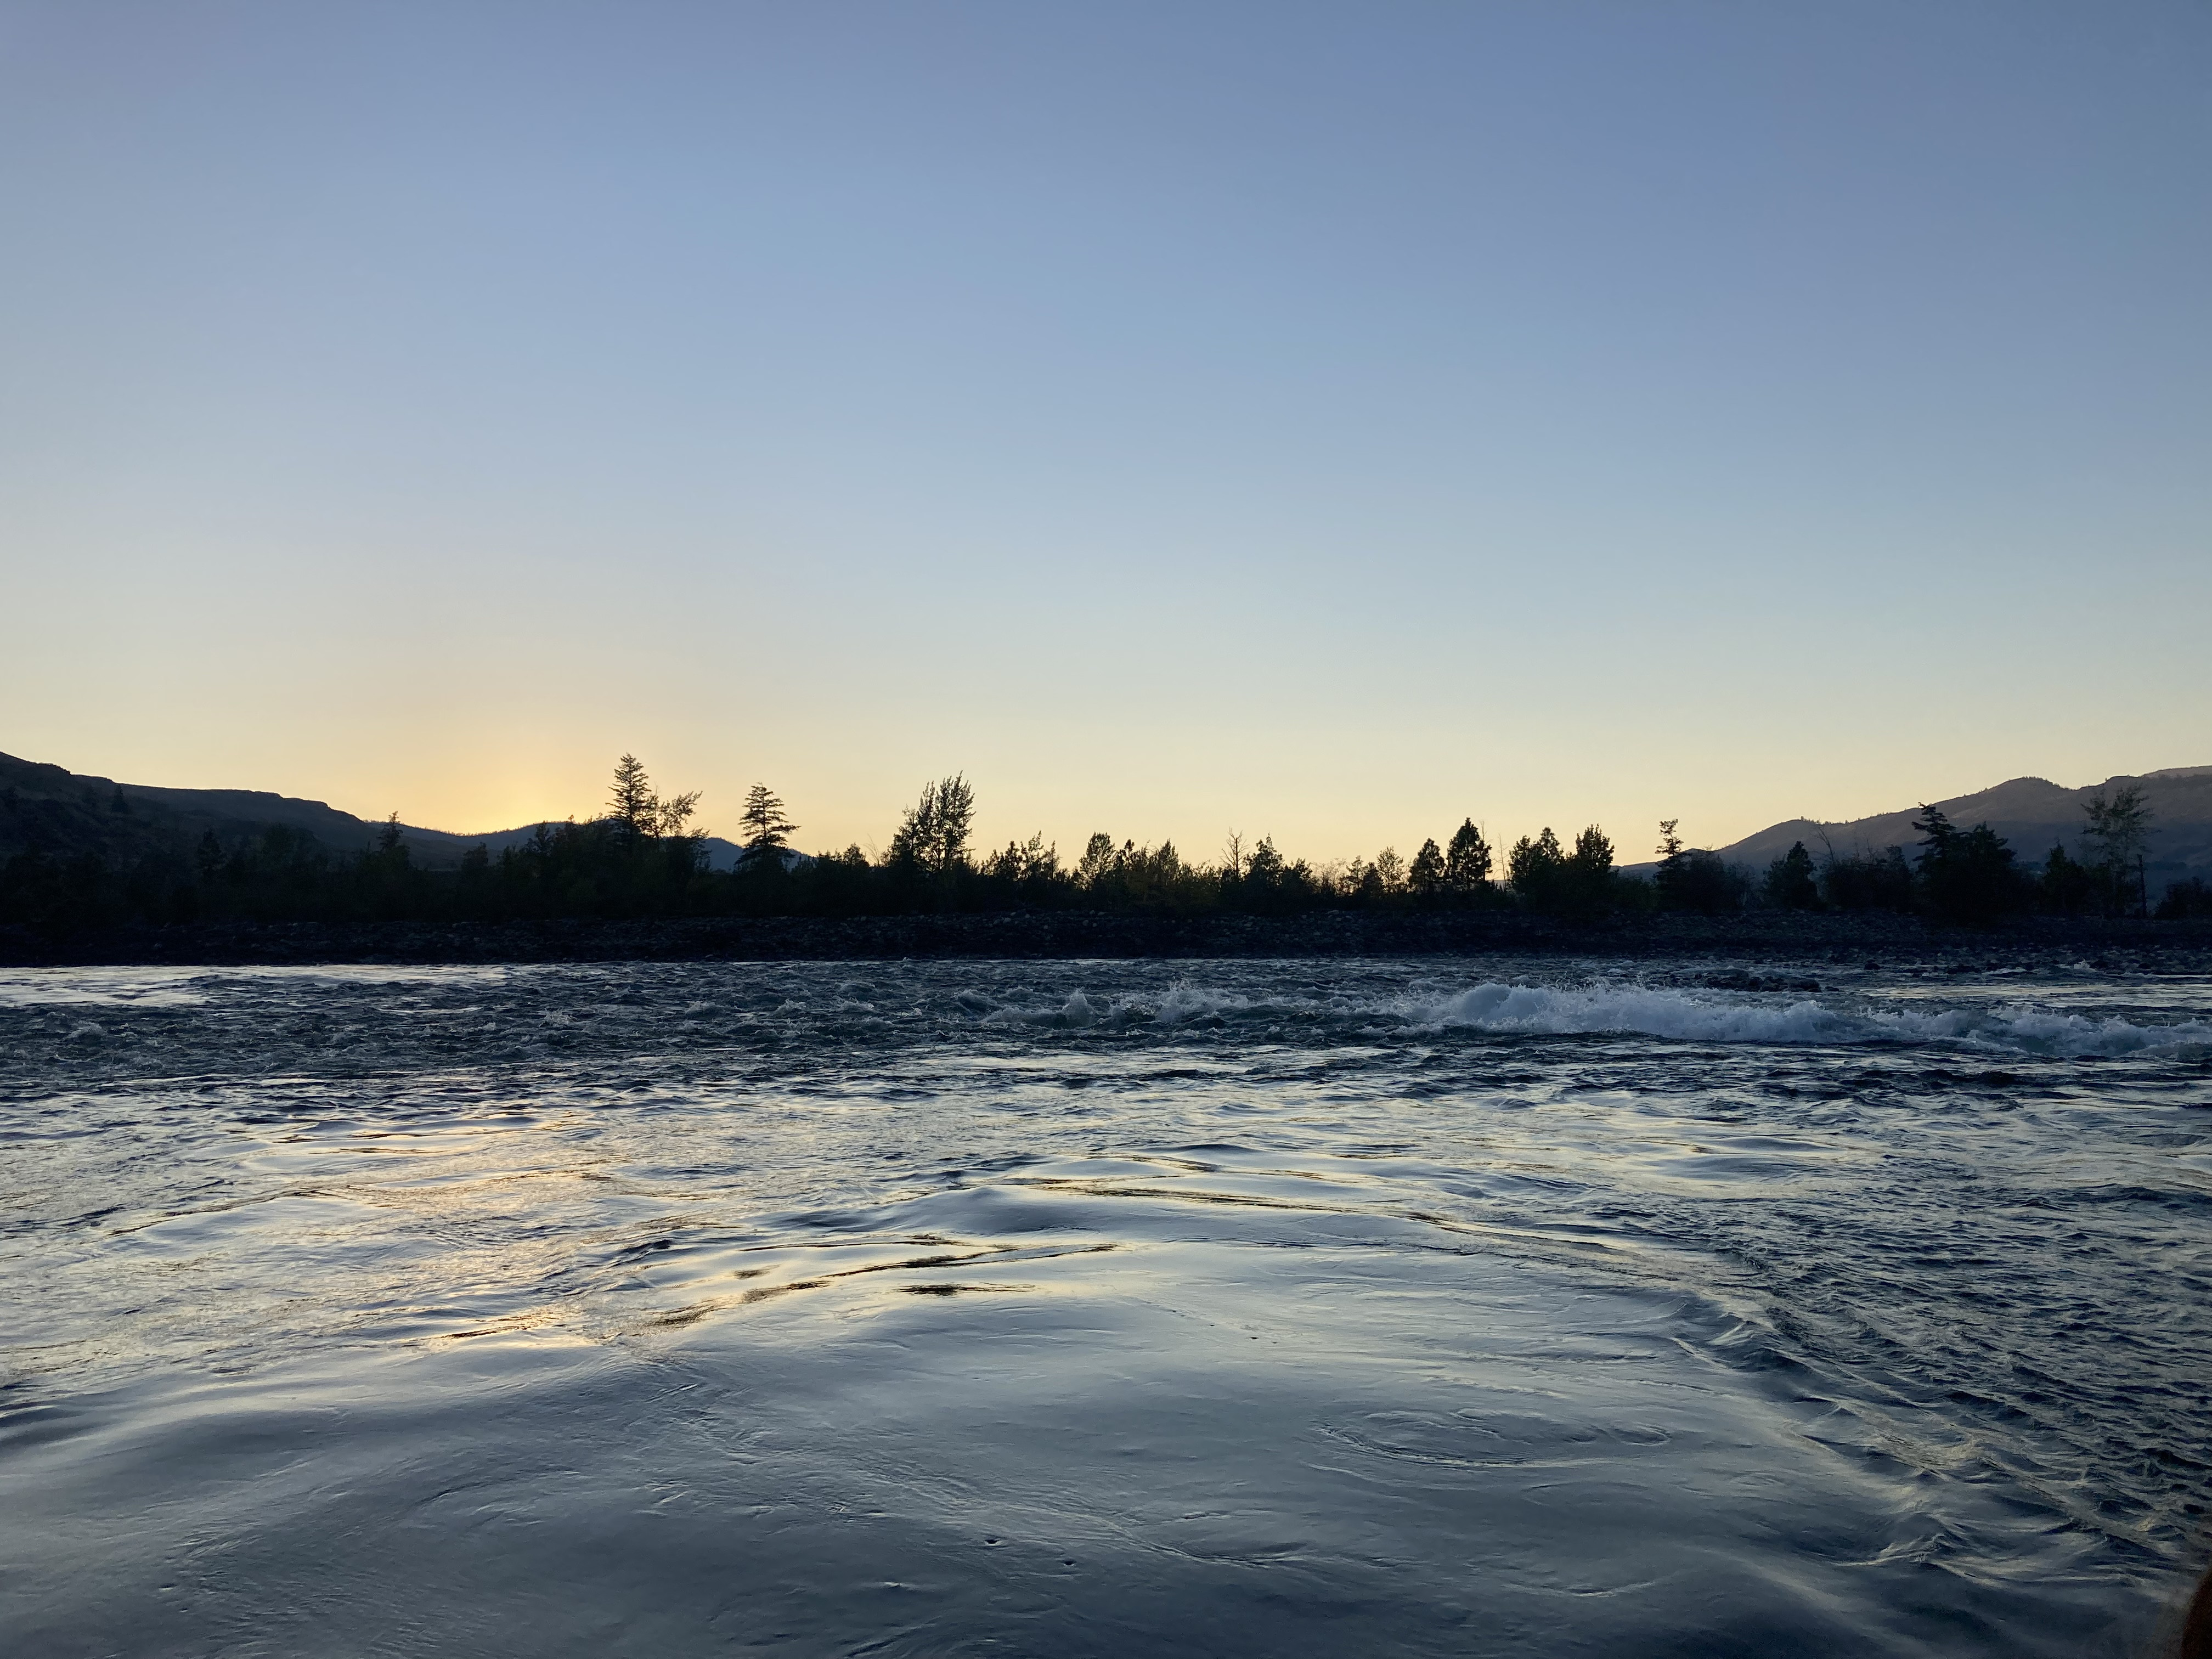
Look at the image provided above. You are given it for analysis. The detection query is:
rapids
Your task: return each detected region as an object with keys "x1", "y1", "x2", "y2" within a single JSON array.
[{"x1": 3, "y1": 957, "x2": 2208, "y2": 1656}]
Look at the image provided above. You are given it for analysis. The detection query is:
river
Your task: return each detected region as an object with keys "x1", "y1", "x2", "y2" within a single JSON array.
[{"x1": 3, "y1": 957, "x2": 2208, "y2": 1656}]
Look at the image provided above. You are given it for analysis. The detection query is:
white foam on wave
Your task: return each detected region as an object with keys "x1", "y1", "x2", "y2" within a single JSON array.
[
  {"x1": 1423, "y1": 983, "x2": 1855, "y2": 1043},
  {"x1": 0, "y1": 963, "x2": 513, "y2": 1008},
  {"x1": 1415, "y1": 983, "x2": 2210, "y2": 1056},
  {"x1": 970, "y1": 979, "x2": 2211, "y2": 1058},
  {"x1": 984, "y1": 990, "x2": 1107, "y2": 1029},
  {"x1": 0, "y1": 970, "x2": 213, "y2": 1008}
]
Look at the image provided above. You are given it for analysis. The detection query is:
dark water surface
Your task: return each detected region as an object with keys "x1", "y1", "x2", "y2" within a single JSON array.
[{"x1": 3, "y1": 958, "x2": 2209, "y2": 1657}]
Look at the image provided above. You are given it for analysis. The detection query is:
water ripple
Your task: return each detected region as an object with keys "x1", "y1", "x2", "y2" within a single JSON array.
[{"x1": 2, "y1": 957, "x2": 2207, "y2": 1656}]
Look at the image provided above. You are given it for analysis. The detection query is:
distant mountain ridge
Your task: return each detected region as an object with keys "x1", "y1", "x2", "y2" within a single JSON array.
[
  {"x1": 0, "y1": 752, "x2": 751, "y2": 872},
  {"x1": 1688, "y1": 766, "x2": 2212, "y2": 891},
  {"x1": 9, "y1": 749, "x2": 2208, "y2": 894}
]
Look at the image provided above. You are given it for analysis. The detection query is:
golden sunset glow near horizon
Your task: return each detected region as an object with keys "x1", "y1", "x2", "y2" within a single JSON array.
[{"x1": 5, "y1": 4, "x2": 2207, "y2": 862}]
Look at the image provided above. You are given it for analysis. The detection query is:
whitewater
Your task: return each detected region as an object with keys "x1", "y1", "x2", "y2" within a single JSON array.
[{"x1": 3, "y1": 956, "x2": 2208, "y2": 1657}]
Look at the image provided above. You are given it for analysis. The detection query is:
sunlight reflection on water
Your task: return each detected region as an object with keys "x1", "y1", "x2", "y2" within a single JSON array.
[{"x1": 2, "y1": 957, "x2": 2208, "y2": 1656}]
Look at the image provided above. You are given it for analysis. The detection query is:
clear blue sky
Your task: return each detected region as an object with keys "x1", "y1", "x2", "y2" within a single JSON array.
[{"x1": 5, "y1": 2, "x2": 2207, "y2": 860}]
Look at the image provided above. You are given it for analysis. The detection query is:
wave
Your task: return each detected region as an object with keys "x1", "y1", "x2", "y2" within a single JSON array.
[
  {"x1": 1415, "y1": 983, "x2": 2209, "y2": 1056},
  {"x1": 0, "y1": 963, "x2": 510, "y2": 1008},
  {"x1": 968, "y1": 980, "x2": 2211, "y2": 1057}
]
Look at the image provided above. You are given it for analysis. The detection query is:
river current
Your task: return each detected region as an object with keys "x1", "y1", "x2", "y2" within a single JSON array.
[{"x1": 3, "y1": 957, "x2": 2208, "y2": 1657}]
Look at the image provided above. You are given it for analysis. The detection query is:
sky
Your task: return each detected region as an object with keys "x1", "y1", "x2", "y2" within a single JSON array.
[{"x1": 4, "y1": 2, "x2": 2208, "y2": 862}]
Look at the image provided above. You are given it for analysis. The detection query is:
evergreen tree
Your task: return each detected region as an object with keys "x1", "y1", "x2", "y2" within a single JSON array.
[
  {"x1": 601, "y1": 754, "x2": 705, "y2": 866},
  {"x1": 1226, "y1": 835, "x2": 1314, "y2": 914},
  {"x1": 2039, "y1": 843, "x2": 2095, "y2": 916},
  {"x1": 1653, "y1": 819, "x2": 1688, "y2": 907},
  {"x1": 609, "y1": 754, "x2": 657, "y2": 838},
  {"x1": 1244, "y1": 836, "x2": 1284, "y2": 888},
  {"x1": 1570, "y1": 826, "x2": 1612, "y2": 873},
  {"x1": 1910, "y1": 804, "x2": 1959, "y2": 861},
  {"x1": 738, "y1": 784, "x2": 796, "y2": 855},
  {"x1": 1763, "y1": 841, "x2": 1819, "y2": 910},
  {"x1": 1913, "y1": 805, "x2": 2022, "y2": 922},
  {"x1": 1653, "y1": 821, "x2": 1741, "y2": 914},
  {"x1": 1442, "y1": 820, "x2": 1492, "y2": 895},
  {"x1": 1508, "y1": 828, "x2": 1566, "y2": 909},
  {"x1": 2035, "y1": 849, "x2": 2088, "y2": 916},
  {"x1": 1561, "y1": 826, "x2": 1616, "y2": 916},
  {"x1": 1409, "y1": 838, "x2": 1446, "y2": 900}
]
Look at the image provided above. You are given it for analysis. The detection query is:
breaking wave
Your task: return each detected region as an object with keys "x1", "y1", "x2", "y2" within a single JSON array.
[
  {"x1": 1414, "y1": 983, "x2": 2209, "y2": 1056},
  {"x1": 968, "y1": 980, "x2": 2211, "y2": 1057}
]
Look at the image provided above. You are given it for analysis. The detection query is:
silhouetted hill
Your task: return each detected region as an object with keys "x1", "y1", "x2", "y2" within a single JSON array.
[
  {"x1": 0, "y1": 752, "x2": 748, "y2": 870},
  {"x1": 1683, "y1": 768, "x2": 2211, "y2": 889},
  {"x1": 14, "y1": 749, "x2": 2208, "y2": 897}
]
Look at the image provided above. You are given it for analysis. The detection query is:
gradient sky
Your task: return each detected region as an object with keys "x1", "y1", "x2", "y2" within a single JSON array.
[{"x1": 5, "y1": 2, "x2": 2208, "y2": 863}]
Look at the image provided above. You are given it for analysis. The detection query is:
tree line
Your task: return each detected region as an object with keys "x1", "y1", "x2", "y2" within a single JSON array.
[
  {"x1": 1672, "y1": 785, "x2": 2201, "y2": 923},
  {"x1": 3, "y1": 757, "x2": 2204, "y2": 932}
]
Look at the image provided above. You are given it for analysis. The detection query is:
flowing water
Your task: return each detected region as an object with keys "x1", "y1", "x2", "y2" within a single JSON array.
[{"x1": 3, "y1": 957, "x2": 2209, "y2": 1657}]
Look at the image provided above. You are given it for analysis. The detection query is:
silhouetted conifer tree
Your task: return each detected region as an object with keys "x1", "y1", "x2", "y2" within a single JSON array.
[
  {"x1": 1652, "y1": 820, "x2": 1687, "y2": 905},
  {"x1": 1442, "y1": 820, "x2": 1492, "y2": 896},
  {"x1": 609, "y1": 754, "x2": 656, "y2": 838},
  {"x1": 1763, "y1": 842, "x2": 1820, "y2": 910},
  {"x1": 1409, "y1": 838, "x2": 1445, "y2": 900},
  {"x1": 738, "y1": 784, "x2": 795, "y2": 860},
  {"x1": 1245, "y1": 837, "x2": 1284, "y2": 887},
  {"x1": 1559, "y1": 826, "x2": 1615, "y2": 916},
  {"x1": 1653, "y1": 820, "x2": 1742, "y2": 914},
  {"x1": 2039, "y1": 843, "x2": 2095, "y2": 916},
  {"x1": 1912, "y1": 805, "x2": 2023, "y2": 922},
  {"x1": 1509, "y1": 828, "x2": 1566, "y2": 909}
]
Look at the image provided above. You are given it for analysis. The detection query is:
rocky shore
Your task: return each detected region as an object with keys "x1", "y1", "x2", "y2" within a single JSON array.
[{"x1": 6, "y1": 911, "x2": 2211, "y2": 968}]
